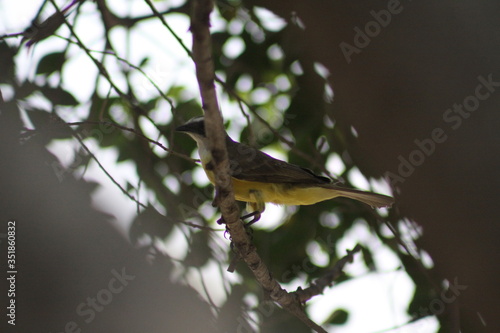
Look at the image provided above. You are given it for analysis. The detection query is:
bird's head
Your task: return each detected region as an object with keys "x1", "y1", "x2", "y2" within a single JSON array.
[{"x1": 176, "y1": 116, "x2": 206, "y2": 139}]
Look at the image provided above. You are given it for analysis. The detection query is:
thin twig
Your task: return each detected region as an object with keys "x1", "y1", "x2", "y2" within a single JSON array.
[
  {"x1": 198, "y1": 268, "x2": 220, "y2": 313},
  {"x1": 48, "y1": 0, "x2": 162, "y2": 137},
  {"x1": 49, "y1": 0, "x2": 128, "y2": 101},
  {"x1": 72, "y1": 124, "x2": 148, "y2": 210},
  {"x1": 74, "y1": 127, "x2": 215, "y2": 231},
  {"x1": 143, "y1": 0, "x2": 192, "y2": 57},
  {"x1": 0, "y1": 32, "x2": 25, "y2": 40},
  {"x1": 66, "y1": 121, "x2": 197, "y2": 163},
  {"x1": 295, "y1": 245, "x2": 362, "y2": 302},
  {"x1": 53, "y1": 34, "x2": 177, "y2": 111}
]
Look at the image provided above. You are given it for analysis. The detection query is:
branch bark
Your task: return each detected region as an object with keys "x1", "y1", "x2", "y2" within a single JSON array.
[
  {"x1": 189, "y1": 2, "x2": 349, "y2": 332},
  {"x1": 190, "y1": 0, "x2": 242, "y2": 234}
]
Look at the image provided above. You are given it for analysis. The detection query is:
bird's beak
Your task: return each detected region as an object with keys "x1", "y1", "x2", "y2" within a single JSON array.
[
  {"x1": 175, "y1": 123, "x2": 192, "y2": 133},
  {"x1": 175, "y1": 119, "x2": 206, "y2": 137}
]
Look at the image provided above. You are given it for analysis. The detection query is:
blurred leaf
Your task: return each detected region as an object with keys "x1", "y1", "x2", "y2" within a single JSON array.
[
  {"x1": 216, "y1": 0, "x2": 240, "y2": 21},
  {"x1": 25, "y1": 107, "x2": 52, "y2": 129},
  {"x1": 165, "y1": 85, "x2": 185, "y2": 100},
  {"x1": 40, "y1": 86, "x2": 78, "y2": 106},
  {"x1": 0, "y1": 43, "x2": 16, "y2": 83},
  {"x1": 261, "y1": 305, "x2": 312, "y2": 333},
  {"x1": 184, "y1": 231, "x2": 212, "y2": 268},
  {"x1": 176, "y1": 99, "x2": 203, "y2": 121},
  {"x1": 22, "y1": 6, "x2": 72, "y2": 47},
  {"x1": 23, "y1": 108, "x2": 73, "y2": 141},
  {"x1": 87, "y1": 93, "x2": 114, "y2": 121},
  {"x1": 141, "y1": 97, "x2": 159, "y2": 112},
  {"x1": 326, "y1": 308, "x2": 349, "y2": 325},
  {"x1": 252, "y1": 213, "x2": 316, "y2": 282},
  {"x1": 139, "y1": 56, "x2": 150, "y2": 67},
  {"x1": 16, "y1": 81, "x2": 38, "y2": 100},
  {"x1": 36, "y1": 52, "x2": 66, "y2": 75},
  {"x1": 129, "y1": 205, "x2": 174, "y2": 244},
  {"x1": 216, "y1": 284, "x2": 251, "y2": 331},
  {"x1": 126, "y1": 181, "x2": 136, "y2": 192},
  {"x1": 404, "y1": 252, "x2": 436, "y2": 316},
  {"x1": 361, "y1": 245, "x2": 376, "y2": 271}
]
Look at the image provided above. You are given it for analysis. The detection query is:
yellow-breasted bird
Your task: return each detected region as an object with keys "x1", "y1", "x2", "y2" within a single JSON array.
[{"x1": 176, "y1": 117, "x2": 394, "y2": 223}]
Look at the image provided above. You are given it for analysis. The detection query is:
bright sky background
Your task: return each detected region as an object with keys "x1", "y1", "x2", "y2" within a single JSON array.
[{"x1": 1, "y1": 0, "x2": 438, "y2": 332}]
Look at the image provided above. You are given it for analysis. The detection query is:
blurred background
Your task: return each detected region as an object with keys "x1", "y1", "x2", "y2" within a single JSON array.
[{"x1": 1, "y1": 0, "x2": 499, "y2": 332}]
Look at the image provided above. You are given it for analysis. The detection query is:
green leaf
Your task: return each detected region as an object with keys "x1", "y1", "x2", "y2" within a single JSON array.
[
  {"x1": 36, "y1": 52, "x2": 66, "y2": 75},
  {"x1": 129, "y1": 205, "x2": 173, "y2": 245},
  {"x1": 25, "y1": 107, "x2": 52, "y2": 129},
  {"x1": 361, "y1": 245, "x2": 376, "y2": 271},
  {"x1": 24, "y1": 108, "x2": 73, "y2": 140},
  {"x1": 184, "y1": 231, "x2": 212, "y2": 268},
  {"x1": 0, "y1": 42, "x2": 16, "y2": 83},
  {"x1": 40, "y1": 86, "x2": 78, "y2": 106},
  {"x1": 216, "y1": 0, "x2": 239, "y2": 21},
  {"x1": 327, "y1": 309, "x2": 349, "y2": 325},
  {"x1": 16, "y1": 81, "x2": 38, "y2": 100},
  {"x1": 138, "y1": 56, "x2": 150, "y2": 67}
]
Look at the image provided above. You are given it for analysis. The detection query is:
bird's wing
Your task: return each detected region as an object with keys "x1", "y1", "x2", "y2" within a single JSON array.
[{"x1": 226, "y1": 138, "x2": 330, "y2": 184}]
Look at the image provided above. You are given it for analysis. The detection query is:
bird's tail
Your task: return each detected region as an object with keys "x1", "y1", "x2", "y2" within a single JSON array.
[{"x1": 320, "y1": 185, "x2": 394, "y2": 208}]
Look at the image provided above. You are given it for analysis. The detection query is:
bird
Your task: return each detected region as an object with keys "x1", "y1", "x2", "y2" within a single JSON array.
[{"x1": 176, "y1": 116, "x2": 394, "y2": 223}]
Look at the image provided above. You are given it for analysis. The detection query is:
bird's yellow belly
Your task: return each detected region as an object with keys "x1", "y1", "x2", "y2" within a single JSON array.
[
  {"x1": 234, "y1": 179, "x2": 339, "y2": 205},
  {"x1": 204, "y1": 167, "x2": 337, "y2": 205}
]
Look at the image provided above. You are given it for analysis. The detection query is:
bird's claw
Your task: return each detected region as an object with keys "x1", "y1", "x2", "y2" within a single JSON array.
[
  {"x1": 241, "y1": 211, "x2": 261, "y2": 227},
  {"x1": 217, "y1": 211, "x2": 261, "y2": 226}
]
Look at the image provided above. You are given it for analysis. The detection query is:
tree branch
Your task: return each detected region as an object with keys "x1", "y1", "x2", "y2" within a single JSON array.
[
  {"x1": 189, "y1": 1, "x2": 328, "y2": 332},
  {"x1": 295, "y1": 244, "x2": 362, "y2": 302},
  {"x1": 190, "y1": 0, "x2": 240, "y2": 224}
]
